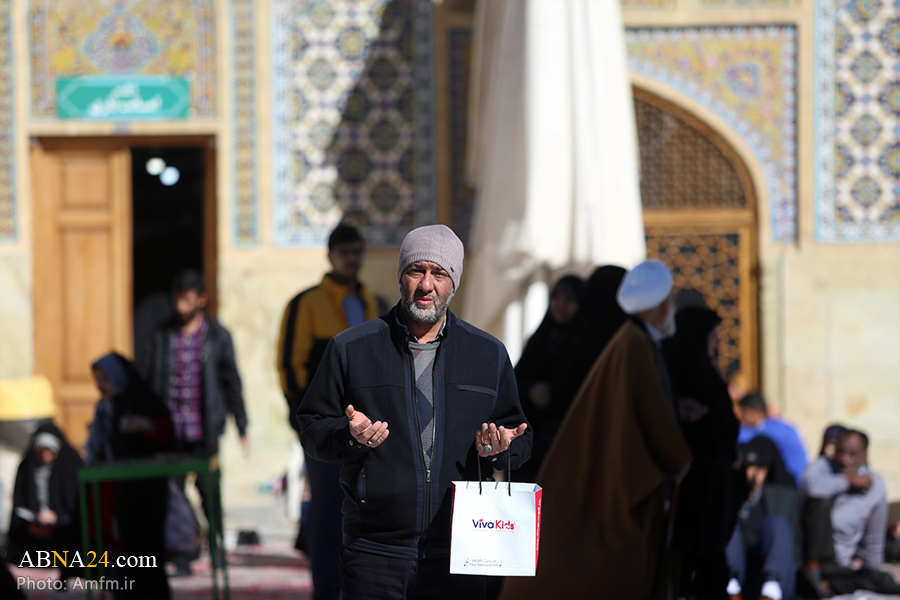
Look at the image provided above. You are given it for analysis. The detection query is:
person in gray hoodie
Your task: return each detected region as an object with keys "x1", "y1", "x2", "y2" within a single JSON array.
[{"x1": 800, "y1": 428, "x2": 900, "y2": 596}]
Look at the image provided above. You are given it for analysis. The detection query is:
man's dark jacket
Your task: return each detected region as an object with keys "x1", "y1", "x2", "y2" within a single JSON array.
[
  {"x1": 139, "y1": 316, "x2": 248, "y2": 454},
  {"x1": 297, "y1": 304, "x2": 532, "y2": 559}
]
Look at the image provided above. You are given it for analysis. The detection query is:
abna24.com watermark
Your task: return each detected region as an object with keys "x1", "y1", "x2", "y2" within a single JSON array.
[{"x1": 16, "y1": 550, "x2": 157, "y2": 591}]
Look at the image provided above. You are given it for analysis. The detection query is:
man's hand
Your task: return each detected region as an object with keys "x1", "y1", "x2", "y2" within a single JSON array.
[
  {"x1": 346, "y1": 405, "x2": 389, "y2": 448},
  {"x1": 846, "y1": 472, "x2": 872, "y2": 490},
  {"x1": 37, "y1": 509, "x2": 57, "y2": 525},
  {"x1": 240, "y1": 435, "x2": 251, "y2": 457},
  {"x1": 475, "y1": 422, "x2": 527, "y2": 457}
]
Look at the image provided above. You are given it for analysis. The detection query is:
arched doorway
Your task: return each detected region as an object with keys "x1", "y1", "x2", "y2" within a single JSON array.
[{"x1": 634, "y1": 87, "x2": 759, "y2": 390}]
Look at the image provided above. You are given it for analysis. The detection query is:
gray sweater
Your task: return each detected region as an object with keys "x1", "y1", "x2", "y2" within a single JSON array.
[{"x1": 801, "y1": 455, "x2": 887, "y2": 569}]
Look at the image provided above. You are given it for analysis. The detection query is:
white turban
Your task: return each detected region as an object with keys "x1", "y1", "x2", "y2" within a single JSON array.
[{"x1": 616, "y1": 259, "x2": 673, "y2": 315}]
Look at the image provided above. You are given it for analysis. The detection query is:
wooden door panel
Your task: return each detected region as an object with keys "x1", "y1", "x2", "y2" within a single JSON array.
[
  {"x1": 33, "y1": 141, "x2": 132, "y2": 450},
  {"x1": 61, "y1": 230, "x2": 114, "y2": 379},
  {"x1": 61, "y1": 158, "x2": 110, "y2": 207},
  {"x1": 645, "y1": 223, "x2": 758, "y2": 390}
]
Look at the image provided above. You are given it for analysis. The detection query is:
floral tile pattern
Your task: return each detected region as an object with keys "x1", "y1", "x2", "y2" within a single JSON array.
[
  {"x1": 271, "y1": 0, "x2": 436, "y2": 247},
  {"x1": 700, "y1": 0, "x2": 790, "y2": 7},
  {"x1": 232, "y1": 0, "x2": 257, "y2": 245},
  {"x1": 626, "y1": 26, "x2": 798, "y2": 241},
  {"x1": 29, "y1": 0, "x2": 216, "y2": 117},
  {"x1": 815, "y1": 0, "x2": 900, "y2": 242},
  {"x1": 0, "y1": 0, "x2": 13, "y2": 241}
]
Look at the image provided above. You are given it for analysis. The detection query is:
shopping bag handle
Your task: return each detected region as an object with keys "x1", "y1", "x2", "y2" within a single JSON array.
[{"x1": 476, "y1": 444, "x2": 512, "y2": 496}]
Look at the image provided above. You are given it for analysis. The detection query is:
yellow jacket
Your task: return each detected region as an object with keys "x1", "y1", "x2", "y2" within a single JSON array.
[{"x1": 277, "y1": 275, "x2": 385, "y2": 409}]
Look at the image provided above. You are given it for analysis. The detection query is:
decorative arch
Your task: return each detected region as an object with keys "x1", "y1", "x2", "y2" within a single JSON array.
[
  {"x1": 625, "y1": 25, "x2": 796, "y2": 241},
  {"x1": 634, "y1": 85, "x2": 760, "y2": 390}
]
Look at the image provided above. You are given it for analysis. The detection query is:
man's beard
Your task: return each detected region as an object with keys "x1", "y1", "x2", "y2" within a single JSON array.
[
  {"x1": 659, "y1": 297, "x2": 677, "y2": 338},
  {"x1": 178, "y1": 306, "x2": 201, "y2": 325},
  {"x1": 402, "y1": 287, "x2": 453, "y2": 326}
]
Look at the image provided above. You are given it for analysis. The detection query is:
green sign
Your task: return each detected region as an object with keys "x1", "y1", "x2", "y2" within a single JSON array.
[{"x1": 56, "y1": 76, "x2": 190, "y2": 120}]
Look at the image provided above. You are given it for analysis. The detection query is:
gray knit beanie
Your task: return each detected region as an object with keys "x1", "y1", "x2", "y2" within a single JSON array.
[{"x1": 397, "y1": 225, "x2": 464, "y2": 290}]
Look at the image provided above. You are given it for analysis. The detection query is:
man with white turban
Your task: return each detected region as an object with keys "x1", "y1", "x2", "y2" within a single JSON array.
[{"x1": 500, "y1": 259, "x2": 692, "y2": 600}]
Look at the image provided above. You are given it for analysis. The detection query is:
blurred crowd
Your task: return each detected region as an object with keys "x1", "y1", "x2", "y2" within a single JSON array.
[
  {"x1": 503, "y1": 264, "x2": 900, "y2": 600},
  {"x1": 1, "y1": 224, "x2": 899, "y2": 600}
]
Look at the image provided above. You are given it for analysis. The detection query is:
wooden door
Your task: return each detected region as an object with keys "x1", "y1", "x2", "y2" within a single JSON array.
[{"x1": 32, "y1": 139, "x2": 132, "y2": 449}]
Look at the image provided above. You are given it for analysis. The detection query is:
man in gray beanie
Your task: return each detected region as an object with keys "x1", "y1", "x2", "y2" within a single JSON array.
[{"x1": 298, "y1": 224, "x2": 531, "y2": 600}]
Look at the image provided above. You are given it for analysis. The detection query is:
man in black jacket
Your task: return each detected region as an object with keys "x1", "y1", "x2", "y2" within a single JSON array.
[
  {"x1": 298, "y1": 224, "x2": 531, "y2": 600},
  {"x1": 138, "y1": 270, "x2": 248, "y2": 573}
]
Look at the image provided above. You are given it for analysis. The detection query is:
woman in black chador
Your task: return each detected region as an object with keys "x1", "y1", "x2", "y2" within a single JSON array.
[
  {"x1": 89, "y1": 352, "x2": 173, "y2": 600},
  {"x1": 7, "y1": 423, "x2": 83, "y2": 584},
  {"x1": 513, "y1": 275, "x2": 584, "y2": 481},
  {"x1": 662, "y1": 305, "x2": 744, "y2": 600},
  {"x1": 550, "y1": 265, "x2": 628, "y2": 411}
]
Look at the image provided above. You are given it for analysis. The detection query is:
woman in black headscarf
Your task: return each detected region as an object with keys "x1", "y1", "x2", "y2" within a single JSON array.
[
  {"x1": 514, "y1": 275, "x2": 584, "y2": 481},
  {"x1": 550, "y1": 265, "x2": 628, "y2": 412},
  {"x1": 662, "y1": 305, "x2": 743, "y2": 600},
  {"x1": 90, "y1": 352, "x2": 173, "y2": 600},
  {"x1": 7, "y1": 423, "x2": 83, "y2": 583}
]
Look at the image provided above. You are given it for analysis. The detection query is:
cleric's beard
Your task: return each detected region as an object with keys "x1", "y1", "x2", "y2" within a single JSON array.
[{"x1": 659, "y1": 298, "x2": 677, "y2": 338}]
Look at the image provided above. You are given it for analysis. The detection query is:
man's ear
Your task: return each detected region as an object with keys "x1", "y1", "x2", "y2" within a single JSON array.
[{"x1": 198, "y1": 293, "x2": 209, "y2": 309}]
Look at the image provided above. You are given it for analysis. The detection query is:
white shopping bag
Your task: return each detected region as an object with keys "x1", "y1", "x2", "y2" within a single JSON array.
[{"x1": 449, "y1": 479, "x2": 542, "y2": 576}]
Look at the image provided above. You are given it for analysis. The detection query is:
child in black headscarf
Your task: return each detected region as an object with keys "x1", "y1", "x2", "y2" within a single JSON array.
[
  {"x1": 89, "y1": 352, "x2": 173, "y2": 600},
  {"x1": 7, "y1": 423, "x2": 83, "y2": 584}
]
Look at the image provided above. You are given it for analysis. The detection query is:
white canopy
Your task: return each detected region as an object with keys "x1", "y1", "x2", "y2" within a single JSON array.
[{"x1": 463, "y1": 0, "x2": 646, "y2": 358}]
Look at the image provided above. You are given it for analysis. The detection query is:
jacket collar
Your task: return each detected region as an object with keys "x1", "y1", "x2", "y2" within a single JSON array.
[{"x1": 320, "y1": 273, "x2": 363, "y2": 303}]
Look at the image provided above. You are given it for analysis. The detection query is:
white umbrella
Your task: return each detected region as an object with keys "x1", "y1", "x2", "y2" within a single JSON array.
[{"x1": 463, "y1": 0, "x2": 646, "y2": 360}]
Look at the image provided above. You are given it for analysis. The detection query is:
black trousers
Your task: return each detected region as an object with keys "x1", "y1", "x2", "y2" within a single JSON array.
[
  {"x1": 304, "y1": 453, "x2": 343, "y2": 600},
  {"x1": 173, "y1": 439, "x2": 218, "y2": 546},
  {"x1": 0, "y1": 554, "x2": 25, "y2": 600},
  {"x1": 116, "y1": 478, "x2": 170, "y2": 600},
  {"x1": 802, "y1": 497, "x2": 900, "y2": 595},
  {"x1": 339, "y1": 547, "x2": 486, "y2": 600},
  {"x1": 802, "y1": 497, "x2": 835, "y2": 564},
  {"x1": 821, "y1": 563, "x2": 900, "y2": 595}
]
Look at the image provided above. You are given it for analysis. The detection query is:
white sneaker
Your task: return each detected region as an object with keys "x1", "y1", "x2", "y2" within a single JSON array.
[
  {"x1": 760, "y1": 580, "x2": 782, "y2": 600},
  {"x1": 726, "y1": 578, "x2": 742, "y2": 595}
]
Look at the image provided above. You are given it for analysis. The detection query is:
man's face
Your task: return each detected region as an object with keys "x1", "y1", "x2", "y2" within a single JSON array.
[
  {"x1": 836, "y1": 433, "x2": 866, "y2": 474},
  {"x1": 328, "y1": 240, "x2": 365, "y2": 280},
  {"x1": 400, "y1": 261, "x2": 454, "y2": 326},
  {"x1": 173, "y1": 289, "x2": 207, "y2": 324},
  {"x1": 739, "y1": 406, "x2": 765, "y2": 427}
]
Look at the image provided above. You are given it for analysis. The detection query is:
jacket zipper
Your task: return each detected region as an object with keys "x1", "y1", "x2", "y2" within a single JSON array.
[
  {"x1": 407, "y1": 347, "x2": 431, "y2": 557},
  {"x1": 421, "y1": 344, "x2": 442, "y2": 559}
]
